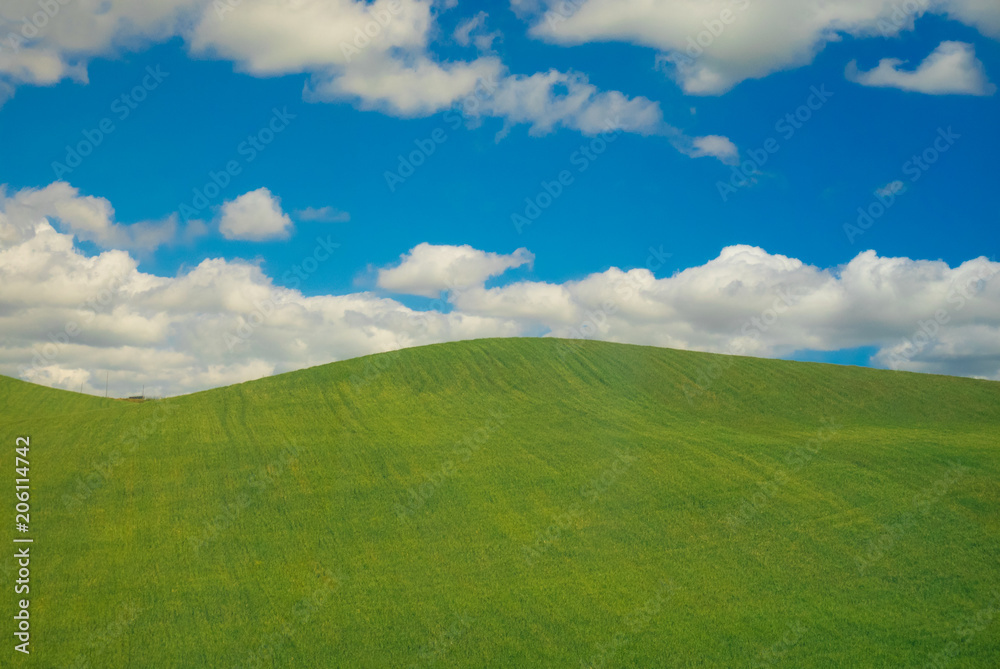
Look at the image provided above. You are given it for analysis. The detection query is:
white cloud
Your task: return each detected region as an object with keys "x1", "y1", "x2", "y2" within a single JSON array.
[
  {"x1": 0, "y1": 182, "x2": 184, "y2": 251},
  {"x1": 0, "y1": 80, "x2": 13, "y2": 107},
  {"x1": 450, "y1": 280, "x2": 578, "y2": 323},
  {"x1": 443, "y1": 245, "x2": 1000, "y2": 383},
  {"x1": 0, "y1": 0, "x2": 995, "y2": 148},
  {"x1": 453, "y1": 11, "x2": 500, "y2": 50},
  {"x1": 685, "y1": 135, "x2": 740, "y2": 165},
  {"x1": 474, "y1": 32, "x2": 500, "y2": 52},
  {"x1": 454, "y1": 11, "x2": 485, "y2": 46},
  {"x1": 0, "y1": 0, "x2": 193, "y2": 90},
  {"x1": 187, "y1": 0, "x2": 433, "y2": 75},
  {"x1": 872, "y1": 323, "x2": 1000, "y2": 378},
  {"x1": 479, "y1": 69, "x2": 668, "y2": 136},
  {"x1": 875, "y1": 180, "x2": 906, "y2": 198},
  {"x1": 294, "y1": 206, "x2": 350, "y2": 223},
  {"x1": 0, "y1": 213, "x2": 522, "y2": 398},
  {"x1": 939, "y1": 0, "x2": 1000, "y2": 39},
  {"x1": 377, "y1": 243, "x2": 534, "y2": 297},
  {"x1": 190, "y1": 0, "x2": 664, "y2": 136},
  {"x1": 524, "y1": 0, "x2": 1000, "y2": 95},
  {"x1": 0, "y1": 0, "x2": 735, "y2": 161},
  {"x1": 846, "y1": 41, "x2": 995, "y2": 95},
  {"x1": 306, "y1": 52, "x2": 505, "y2": 116},
  {"x1": 190, "y1": 0, "x2": 675, "y2": 140},
  {"x1": 0, "y1": 48, "x2": 88, "y2": 88},
  {"x1": 4, "y1": 186, "x2": 1000, "y2": 396},
  {"x1": 218, "y1": 188, "x2": 293, "y2": 241}
]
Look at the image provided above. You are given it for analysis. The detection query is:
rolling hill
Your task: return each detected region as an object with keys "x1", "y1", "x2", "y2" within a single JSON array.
[{"x1": 2, "y1": 337, "x2": 998, "y2": 667}]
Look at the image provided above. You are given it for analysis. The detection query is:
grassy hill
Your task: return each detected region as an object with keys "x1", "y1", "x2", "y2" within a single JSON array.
[{"x1": 2, "y1": 337, "x2": 999, "y2": 667}]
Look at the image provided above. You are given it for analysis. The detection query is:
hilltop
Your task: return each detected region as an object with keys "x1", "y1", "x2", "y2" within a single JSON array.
[{"x1": 2, "y1": 338, "x2": 998, "y2": 667}]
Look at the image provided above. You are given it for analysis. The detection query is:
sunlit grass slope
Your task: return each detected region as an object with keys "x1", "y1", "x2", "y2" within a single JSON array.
[{"x1": 2, "y1": 338, "x2": 998, "y2": 667}]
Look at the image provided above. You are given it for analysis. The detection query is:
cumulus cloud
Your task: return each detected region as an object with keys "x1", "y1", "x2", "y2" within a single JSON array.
[
  {"x1": 939, "y1": 0, "x2": 1000, "y2": 39},
  {"x1": 438, "y1": 245, "x2": 1000, "y2": 381},
  {"x1": 524, "y1": 0, "x2": 1000, "y2": 94},
  {"x1": 0, "y1": 0, "x2": 192, "y2": 91},
  {"x1": 4, "y1": 188, "x2": 999, "y2": 397},
  {"x1": 0, "y1": 218, "x2": 521, "y2": 398},
  {"x1": 479, "y1": 69, "x2": 668, "y2": 137},
  {"x1": 846, "y1": 41, "x2": 996, "y2": 95},
  {"x1": 306, "y1": 52, "x2": 505, "y2": 116},
  {"x1": 218, "y1": 188, "x2": 293, "y2": 241},
  {"x1": 187, "y1": 0, "x2": 431, "y2": 74},
  {"x1": 0, "y1": 47, "x2": 89, "y2": 89},
  {"x1": 0, "y1": 0, "x2": 734, "y2": 161},
  {"x1": 303, "y1": 48, "x2": 688, "y2": 147},
  {"x1": 0, "y1": 182, "x2": 185, "y2": 251},
  {"x1": 377, "y1": 243, "x2": 535, "y2": 297},
  {"x1": 191, "y1": 0, "x2": 504, "y2": 118}
]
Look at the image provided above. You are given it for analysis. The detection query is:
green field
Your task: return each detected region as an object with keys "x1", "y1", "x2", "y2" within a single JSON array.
[{"x1": 2, "y1": 337, "x2": 999, "y2": 667}]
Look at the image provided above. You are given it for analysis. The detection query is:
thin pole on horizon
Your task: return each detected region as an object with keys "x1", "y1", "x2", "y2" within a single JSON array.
[{"x1": 105, "y1": 371, "x2": 109, "y2": 398}]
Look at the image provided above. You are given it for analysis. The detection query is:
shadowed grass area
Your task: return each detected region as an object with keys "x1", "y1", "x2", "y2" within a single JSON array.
[{"x1": 2, "y1": 337, "x2": 998, "y2": 667}]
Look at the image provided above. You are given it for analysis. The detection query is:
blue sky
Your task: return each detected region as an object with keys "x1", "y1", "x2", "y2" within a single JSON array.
[{"x1": 1, "y1": 0, "x2": 998, "y2": 395}]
